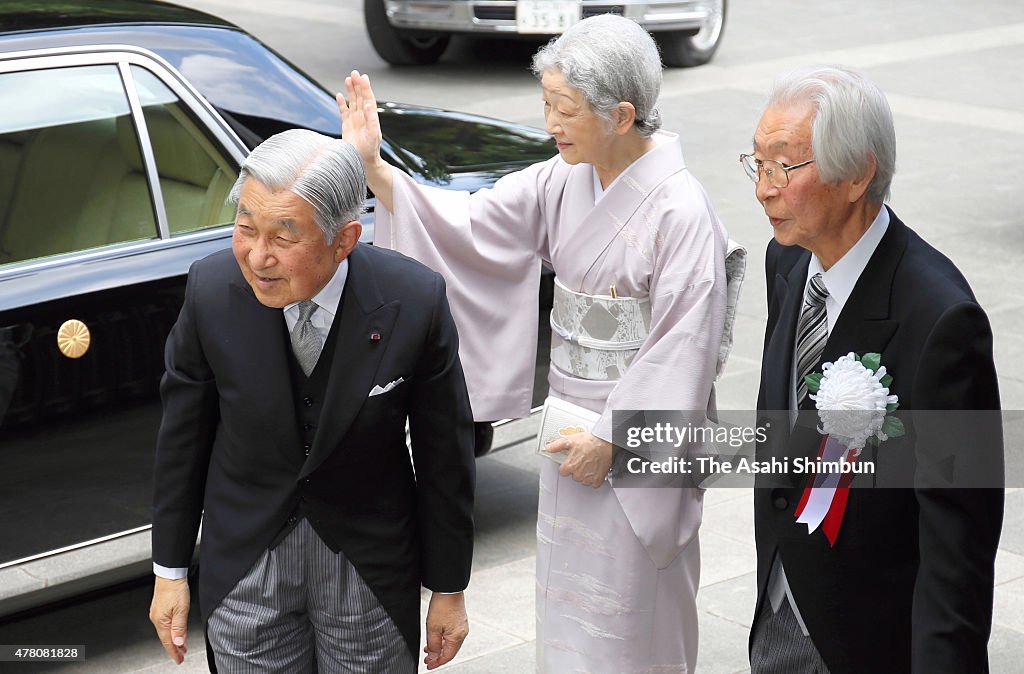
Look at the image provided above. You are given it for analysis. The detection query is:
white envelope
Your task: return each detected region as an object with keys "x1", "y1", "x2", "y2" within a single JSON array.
[
  {"x1": 369, "y1": 377, "x2": 405, "y2": 397},
  {"x1": 535, "y1": 395, "x2": 600, "y2": 464}
]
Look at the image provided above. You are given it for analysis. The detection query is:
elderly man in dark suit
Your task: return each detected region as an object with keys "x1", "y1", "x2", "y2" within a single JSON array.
[
  {"x1": 148, "y1": 129, "x2": 475, "y2": 672},
  {"x1": 743, "y1": 66, "x2": 1003, "y2": 673}
]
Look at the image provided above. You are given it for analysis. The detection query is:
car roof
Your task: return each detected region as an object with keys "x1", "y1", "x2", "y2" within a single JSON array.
[
  {"x1": 0, "y1": 1, "x2": 344, "y2": 142},
  {"x1": 0, "y1": 0, "x2": 232, "y2": 34}
]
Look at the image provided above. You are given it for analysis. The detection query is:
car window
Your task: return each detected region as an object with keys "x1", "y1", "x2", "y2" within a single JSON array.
[
  {"x1": 150, "y1": 27, "x2": 341, "y2": 139},
  {"x1": 0, "y1": 65, "x2": 158, "y2": 266},
  {"x1": 130, "y1": 66, "x2": 238, "y2": 235}
]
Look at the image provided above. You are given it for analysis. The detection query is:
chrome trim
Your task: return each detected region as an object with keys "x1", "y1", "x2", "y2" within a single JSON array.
[
  {"x1": 490, "y1": 404, "x2": 545, "y2": 427},
  {"x1": 0, "y1": 525, "x2": 152, "y2": 570},
  {"x1": 0, "y1": 225, "x2": 233, "y2": 282},
  {"x1": 119, "y1": 60, "x2": 170, "y2": 240}
]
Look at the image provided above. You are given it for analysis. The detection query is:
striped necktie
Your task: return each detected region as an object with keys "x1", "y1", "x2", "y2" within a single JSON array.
[
  {"x1": 290, "y1": 300, "x2": 322, "y2": 376},
  {"x1": 795, "y1": 273, "x2": 829, "y2": 405}
]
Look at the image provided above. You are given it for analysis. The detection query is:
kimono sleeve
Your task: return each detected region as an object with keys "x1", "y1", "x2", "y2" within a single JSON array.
[{"x1": 374, "y1": 160, "x2": 564, "y2": 420}]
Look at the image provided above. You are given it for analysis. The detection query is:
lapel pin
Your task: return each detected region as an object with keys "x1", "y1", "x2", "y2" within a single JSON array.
[{"x1": 370, "y1": 331, "x2": 381, "y2": 342}]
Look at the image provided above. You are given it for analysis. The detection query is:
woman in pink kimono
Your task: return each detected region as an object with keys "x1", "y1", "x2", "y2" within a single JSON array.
[{"x1": 341, "y1": 15, "x2": 729, "y2": 673}]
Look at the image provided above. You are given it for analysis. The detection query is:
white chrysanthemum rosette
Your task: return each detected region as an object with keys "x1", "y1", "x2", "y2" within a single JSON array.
[
  {"x1": 797, "y1": 353, "x2": 903, "y2": 541},
  {"x1": 809, "y1": 352, "x2": 900, "y2": 454}
]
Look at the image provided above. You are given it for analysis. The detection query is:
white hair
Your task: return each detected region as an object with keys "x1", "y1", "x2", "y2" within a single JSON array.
[
  {"x1": 766, "y1": 65, "x2": 896, "y2": 203},
  {"x1": 228, "y1": 129, "x2": 365, "y2": 243},
  {"x1": 531, "y1": 14, "x2": 663, "y2": 137}
]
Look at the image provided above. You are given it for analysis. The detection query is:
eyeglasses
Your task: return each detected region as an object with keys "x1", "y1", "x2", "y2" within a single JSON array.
[{"x1": 738, "y1": 154, "x2": 815, "y2": 189}]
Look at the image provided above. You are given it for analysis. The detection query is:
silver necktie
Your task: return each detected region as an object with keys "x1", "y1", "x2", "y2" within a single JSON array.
[
  {"x1": 794, "y1": 273, "x2": 829, "y2": 405},
  {"x1": 290, "y1": 301, "x2": 322, "y2": 376}
]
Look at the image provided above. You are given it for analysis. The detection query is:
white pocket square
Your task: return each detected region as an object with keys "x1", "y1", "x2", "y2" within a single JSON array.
[{"x1": 369, "y1": 377, "x2": 405, "y2": 397}]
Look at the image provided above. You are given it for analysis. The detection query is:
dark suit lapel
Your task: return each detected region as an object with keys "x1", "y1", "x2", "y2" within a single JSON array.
[
  {"x1": 229, "y1": 281, "x2": 303, "y2": 460},
  {"x1": 759, "y1": 212, "x2": 906, "y2": 490},
  {"x1": 761, "y1": 251, "x2": 810, "y2": 410},
  {"x1": 301, "y1": 245, "x2": 400, "y2": 478},
  {"x1": 822, "y1": 208, "x2": 906, "y2": 362}
]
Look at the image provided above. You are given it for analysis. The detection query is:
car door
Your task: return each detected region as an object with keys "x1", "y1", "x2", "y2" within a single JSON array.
[{"x1": 0, "y1": 48, "x2": 244, "y2": 593}]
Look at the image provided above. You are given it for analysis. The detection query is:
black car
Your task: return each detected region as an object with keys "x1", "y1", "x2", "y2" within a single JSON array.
[{"x1": 0, "y1": 0, "x2": 555, "y2": 616}]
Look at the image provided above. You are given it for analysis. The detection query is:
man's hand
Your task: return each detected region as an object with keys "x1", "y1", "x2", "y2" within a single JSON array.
[
  {"x1": 546, "y1": 431, "x2": 614, "y2": 487},
  {"x1": 424, "y1": 591, "x2": 469, "y2": 670},
  {"x1": 149, "y1": 576, "x2": 190, "y2": 664}
]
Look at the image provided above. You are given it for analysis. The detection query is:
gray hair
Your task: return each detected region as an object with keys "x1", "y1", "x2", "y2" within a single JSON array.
[
  {"x1": 228, "y1": 129, "x2": 365, "y2": 243},
  {"x1": 531, "y1": 14, "x2": 663, "y2": 137},
  {"x1": 766, "y1": 65, "x2": 896, "y2": 204}
]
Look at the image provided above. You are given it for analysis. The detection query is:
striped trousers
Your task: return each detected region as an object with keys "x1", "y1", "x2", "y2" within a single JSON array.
[
  {"x1": 750, "y1": 595, "x2": 832, "y2": 674},
  {"x1": 206, "y1": 518, "x2": 415, "y2": 673}
]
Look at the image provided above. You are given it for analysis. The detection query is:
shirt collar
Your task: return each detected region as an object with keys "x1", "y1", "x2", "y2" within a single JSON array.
[
  {"x1": 807, "y1": 205, "x2": 890, "y2": 314},
  {"x1": 284, "y1": 257, "x2": 349, "y2": 321}
]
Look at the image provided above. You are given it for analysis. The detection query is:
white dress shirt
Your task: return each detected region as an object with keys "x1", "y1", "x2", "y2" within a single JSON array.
[
  {"x1": 154, "y1": 259, "x2": 350, "y2": 580},
  {"x1": 282, "y1": 258, "x2": 349, "y2": 343},
  {"x1": 768, "y1": 206, "x2": 890, "y2": 634}
]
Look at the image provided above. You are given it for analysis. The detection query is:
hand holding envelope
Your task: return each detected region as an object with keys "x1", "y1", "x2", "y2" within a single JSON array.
[{"x1": 536, "y1": 396, "x2": 613, "y2": 488}]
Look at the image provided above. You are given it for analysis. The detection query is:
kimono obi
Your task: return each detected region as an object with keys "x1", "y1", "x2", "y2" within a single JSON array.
[{"x1": 549, "y1": 277, "x2": 651, "y2": 381}]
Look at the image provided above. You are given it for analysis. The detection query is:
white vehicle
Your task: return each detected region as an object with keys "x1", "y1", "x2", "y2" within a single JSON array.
[{"x1": 365, "y1": 0, "x2": 726, "y2": 66}]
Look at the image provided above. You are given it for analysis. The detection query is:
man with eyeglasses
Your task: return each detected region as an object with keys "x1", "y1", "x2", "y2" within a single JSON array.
[{"x1": 743, "y1": 65, "x2": 1002, "y2": 673}]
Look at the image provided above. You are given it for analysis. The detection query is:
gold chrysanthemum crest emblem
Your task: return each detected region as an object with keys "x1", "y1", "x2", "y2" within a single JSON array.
[{"x1": 57, "y1": 319, "x2": 91, "y2": 359}]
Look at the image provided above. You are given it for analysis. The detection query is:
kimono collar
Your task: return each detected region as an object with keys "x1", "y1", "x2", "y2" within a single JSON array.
[{"x1": 591, "y1": 130, "x2": 685, "y2": 204}]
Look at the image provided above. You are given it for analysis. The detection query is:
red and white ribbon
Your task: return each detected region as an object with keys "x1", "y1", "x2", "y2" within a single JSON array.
[{"x1": 794, "y1": 435, "x2": 860, "y2": 546}]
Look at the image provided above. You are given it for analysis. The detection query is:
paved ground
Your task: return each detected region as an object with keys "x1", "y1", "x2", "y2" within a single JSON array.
[{"x1": 1, "y1": 0, "x2": 1021, "y2": 671}]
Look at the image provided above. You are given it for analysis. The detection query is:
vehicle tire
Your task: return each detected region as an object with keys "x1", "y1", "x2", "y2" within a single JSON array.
[
  {"x1": 474, "y1": 421, "x2": 495, "y2": 458},
  {"x1": 364, "y1": 0, "x2": 451, "y2": 65},
  {"x1": 656, "y1": 0, "x2": 726, "y2": 67}
]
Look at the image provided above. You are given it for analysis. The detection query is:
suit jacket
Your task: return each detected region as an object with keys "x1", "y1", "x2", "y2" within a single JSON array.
[
  {"x1": 753, "y1": 208, "x2": 1003, "y2": 673},
  {"x1": 151, "y1": 243, "x2": 476, "y2": 657}
]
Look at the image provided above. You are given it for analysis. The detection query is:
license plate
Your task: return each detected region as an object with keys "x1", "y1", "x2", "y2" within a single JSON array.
[{"x1": 516, "y1": 0, "x2": 581, "y2": 34}]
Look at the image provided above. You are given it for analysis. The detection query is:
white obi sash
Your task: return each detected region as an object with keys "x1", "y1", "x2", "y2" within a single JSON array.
[
  {"x1": 549, "y1": 277, "x2": 652, "y2": 381},
  {"x1": 549, "y1": 239, "x2": 747, "y2": 384}
]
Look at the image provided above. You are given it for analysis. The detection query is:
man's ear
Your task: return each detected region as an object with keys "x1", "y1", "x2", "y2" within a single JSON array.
[
  {"x1": 848, "y1": 153, "x2": 877, "y2": 203},
  {"x1": 333, "y1": 221, "x2": 362, "y2": 262},
  {"x1": 614, "y1": 102, "x2": 637, "y2": 135}
]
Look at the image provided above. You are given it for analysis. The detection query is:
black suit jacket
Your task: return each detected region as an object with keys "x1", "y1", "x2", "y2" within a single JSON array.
[
  {"x1": 753, "y1": 208, "x2": 1003, "y2": 673},
  {"x1": 152, "y1": 243, "x2": 476, "y2": 656}
]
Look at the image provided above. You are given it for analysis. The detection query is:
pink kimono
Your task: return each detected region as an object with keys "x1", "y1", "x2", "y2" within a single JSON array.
[{"x1": 375, "y1": 130, "x2": 727, "y2": 673}]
